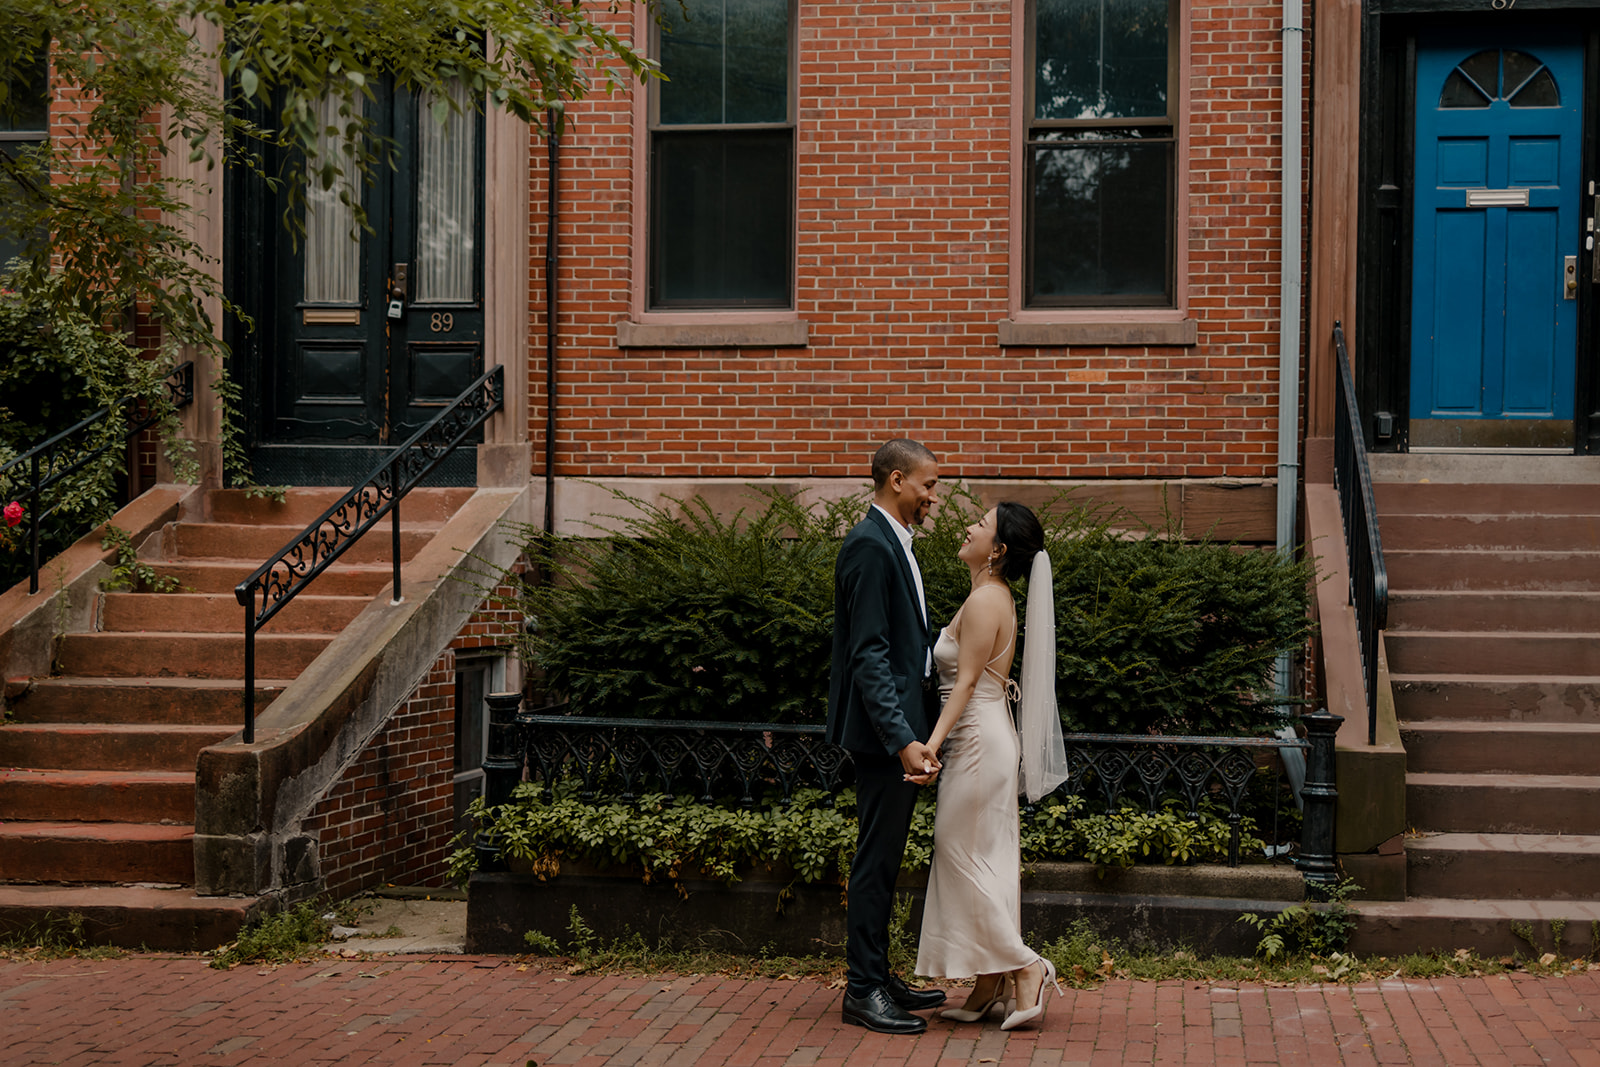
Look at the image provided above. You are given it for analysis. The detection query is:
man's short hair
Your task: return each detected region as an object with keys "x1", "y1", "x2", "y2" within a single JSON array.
[{"x1": 871, "y1": 439, "x2": 937, "y2": 490}]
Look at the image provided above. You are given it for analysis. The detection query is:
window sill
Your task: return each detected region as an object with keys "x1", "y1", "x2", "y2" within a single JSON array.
[
  {"x1": 617, "y1": 319, "x2": 810, "y2": 349},
  {"x1": 997, "y1": 318, "x2": 1198, "y2": 348}
]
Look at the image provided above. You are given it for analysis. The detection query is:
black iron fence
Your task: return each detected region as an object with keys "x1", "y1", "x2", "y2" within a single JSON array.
[
  {"x1": 478, "y1": 696, "x2": 1344, "y2": 889},
  {"x1": 0, "y1": 361, "x2": 194, "y2": 595},
  {"x1": 1332, "y1": 321, "x2": 1389, "y2": 744},
  {"x1": 233, "y1": 364, "x2": 503, "y2": 744}
]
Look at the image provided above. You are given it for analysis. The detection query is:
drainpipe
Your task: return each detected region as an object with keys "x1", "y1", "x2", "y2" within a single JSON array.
[
  {"x1": 1276, "y1": 0, "x2": 1305, "y2": 656},
  {"x1": 543, "y1": 114, "x2": 559, "y2": 542},
  {"x1": 1276, "y1": 0, "x2": 1308, "y2": 797}
]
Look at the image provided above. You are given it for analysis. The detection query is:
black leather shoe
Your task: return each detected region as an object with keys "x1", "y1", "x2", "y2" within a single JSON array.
[
  {"x1": 887, "y1": 974, "x2": 946, "y2": 1011},
  {"x1": 842, "y1": 986, "x2": 928, "y2": 1034}
]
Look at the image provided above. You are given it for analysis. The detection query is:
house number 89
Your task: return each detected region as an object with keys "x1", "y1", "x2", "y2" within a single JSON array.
[{"x1": 430, "y1": 312, "x2": 454, "y2": 333}]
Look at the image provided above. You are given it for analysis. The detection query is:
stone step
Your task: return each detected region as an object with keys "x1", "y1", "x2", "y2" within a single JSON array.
[
  {"x1": 168, "y1": 522, "x2": 433, "y2": 566},
  {"x1": 1386, "y1": 632, "x2": 1600, "y2": 676},
  {"x1": 1399, "y1": 721, "x2": 1600, "y2": 774},
  {"x1": 54, "y1": 632, "x2": 332, "y2": 679},
  {"x1": 1374, "y1": 482, "x2": 1600, "y2": 516},
  {"x1": 1407, "y1": 773, "x2": 1600, "y2": 835},
  {"x1": 205, "y1": 486, "x2": 474, "y2": 527},
  {"x1": 0, "y1": 723, "x2": 236, "y2": 772},
  {"x1": 0, "y1": 884, "x2": 258, "y2": 951},
  {"x1": 1385, "y1": 550, "x2": 1600, "y2": 592},
  {"x1": 0, "y1": 769, "x2": 193, "y2": 823},
  {"x1": 0, "y1": 822, "x2": 193, "y2": 885},
  {"x1": 142, "y1": 560, "x2": 396, "y2": 597},
  {"x1": 100, "y1": 592, "x2": 370, "y2": 635},
  {"x1": 1390, "y1": 675, "x2": 1600, "y2": 723},
  {"x1": 1352, "y1": 897, "x2": 1600, "y2": 957},
  {"x1": 1405, "y1": 833, "x2": 1600, "y2": 901},
  {"x1": 1378, "y1": 513, "x2": 1600, "y2": 552},
  {"x1": 3, "y1": 677, "x2": 285, "y2": 725},
  {"x1": 1387, "y1": 591, "x2": 1600, "y2": 633}
]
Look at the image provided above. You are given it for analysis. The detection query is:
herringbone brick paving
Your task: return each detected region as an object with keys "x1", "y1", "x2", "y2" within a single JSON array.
[{"x1": 4, "y1": 956, "x2": 1600, "y2": 1065}]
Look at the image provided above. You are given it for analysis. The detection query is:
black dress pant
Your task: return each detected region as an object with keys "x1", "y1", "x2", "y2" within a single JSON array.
[{"x1": 845, "y1": 750, "x2": 919, "y2": 997}]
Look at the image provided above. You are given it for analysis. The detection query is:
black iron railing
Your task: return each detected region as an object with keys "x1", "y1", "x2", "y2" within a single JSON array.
[
  {"x1": 0, "y1": 362, "x2": 195, "y2": 595},
  {"x1": 478, "y1": 698, "x2": 1344, "y2": 888},
  {"x1": 1332, "y1": 322, "x2": 1389, "y2": 744},
  {"x1": 233, "y1": 364, "x2": 503, "y2": 744}
]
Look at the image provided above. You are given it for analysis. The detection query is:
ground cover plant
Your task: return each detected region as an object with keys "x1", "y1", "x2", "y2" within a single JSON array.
[
  {"x1": 503, "y1": 485, "x2": 1314, "y2": 737},
  {"x1": 448, "y1": 783, "x2": 1270, "y2": 885}
]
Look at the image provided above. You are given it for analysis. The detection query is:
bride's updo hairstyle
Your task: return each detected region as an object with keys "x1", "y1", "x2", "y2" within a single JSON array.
[{"x1": 992, "y1": 501, "x2": 1046, "y2": 582}]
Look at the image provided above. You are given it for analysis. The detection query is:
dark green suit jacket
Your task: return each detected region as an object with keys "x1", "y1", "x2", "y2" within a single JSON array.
[{"x1": 826, "y1": 508, "x2": 934, "y2": 756}]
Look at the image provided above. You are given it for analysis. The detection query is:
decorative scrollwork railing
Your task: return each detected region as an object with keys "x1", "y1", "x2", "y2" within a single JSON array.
[
  {"x1": 0, "y1": 361, "x2": 194, "y2": 595},
  {"x1": 514, "y1": 713, "x2": 854, "y2": 806},
  {"x1": 479, "y1": 698, "x2": 1344, "y2": 886},
  {"x1": 233, "y1": 364, "x2": 503, "y2": 743},
  {"x1": 1059, "y1": 732, "x2": 1304, "y2": 867},
  {"x1": 1332, "y1": 321, "x2": 1389, "y2": 744}
]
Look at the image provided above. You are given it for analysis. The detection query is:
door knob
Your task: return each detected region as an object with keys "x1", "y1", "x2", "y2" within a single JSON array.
[{"x1": 1565, "y1": 255, "x2": 1578, "y2": 300}]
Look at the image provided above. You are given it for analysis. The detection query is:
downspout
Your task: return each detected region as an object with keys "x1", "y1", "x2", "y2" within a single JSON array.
[
  {"x1": 1277, "y1": 0, "x2": 1308, "y2": 796},
  {"x1": 543, "y1": 114, "x2": 560, "y2": 541},
  {"x1": 1276, "y1": 0, "x2": 1305, "y2": 667}
]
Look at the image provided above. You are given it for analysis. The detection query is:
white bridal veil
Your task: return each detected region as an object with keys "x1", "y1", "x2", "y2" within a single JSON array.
[{"x1": 1018, "y1": 550, "x2": 1070, "y2": 802}]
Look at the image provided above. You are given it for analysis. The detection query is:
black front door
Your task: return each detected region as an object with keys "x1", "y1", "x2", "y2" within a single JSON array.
[{"x1": 245, "y1": 82, "x2": 485, "y2": 485}]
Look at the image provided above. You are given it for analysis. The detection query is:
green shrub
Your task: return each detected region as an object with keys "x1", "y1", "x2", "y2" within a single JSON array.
[
  {"x1": 507, "y1": 487, "x2": 858, "y2": 724},
  {"x1": 502, "y1": 485, "x2": 1312, "y2": 735},
  {"x1": 0, "y1": 283, "x2": 179, "y2": 593}
]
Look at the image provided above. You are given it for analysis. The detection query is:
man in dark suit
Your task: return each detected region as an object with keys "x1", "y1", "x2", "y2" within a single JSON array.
[{"x1": 827, "y1": 438, "x2": 947, "y2": 1034}]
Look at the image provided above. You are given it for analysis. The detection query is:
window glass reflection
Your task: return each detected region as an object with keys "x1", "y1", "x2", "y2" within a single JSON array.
[
  {"x1": 1035, "y1": 0, "x2": 1168, "y2": 121},
  {"x1": 1030, "y1": 140, "x2": 1170, "y2": 302}
]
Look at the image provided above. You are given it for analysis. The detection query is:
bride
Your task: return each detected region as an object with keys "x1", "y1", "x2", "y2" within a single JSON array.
[{"x1": 910, "y1": 501, "x2": 1069, "y2": 1030}]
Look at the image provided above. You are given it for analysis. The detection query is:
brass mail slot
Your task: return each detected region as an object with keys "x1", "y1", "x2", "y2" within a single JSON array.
[
  {"x1": 1465, "y1": 188, "x2": 1529, "y2": 207},
  {"x1": 302, "y1": 308, "x2": 361, "y2": 325}
]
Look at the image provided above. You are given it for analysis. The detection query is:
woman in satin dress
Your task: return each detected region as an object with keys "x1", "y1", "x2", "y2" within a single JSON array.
[{"x1": 912, "y1": 502, "x2": 1067, "y2": 1031}]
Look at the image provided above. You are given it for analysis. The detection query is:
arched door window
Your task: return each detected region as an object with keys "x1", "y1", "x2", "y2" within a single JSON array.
[{"x1": 1440, "y1": 50, "x2": 1560, "y2": 109}]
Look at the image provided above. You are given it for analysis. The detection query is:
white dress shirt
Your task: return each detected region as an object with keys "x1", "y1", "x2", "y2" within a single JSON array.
[{"x1": 872, "y1": 503, "x2": 932, "y2": 675}]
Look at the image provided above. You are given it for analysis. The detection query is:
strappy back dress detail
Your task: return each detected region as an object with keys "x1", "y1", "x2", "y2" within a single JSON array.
[{"x1": 913, "y1": 623, "x2": 1037, "y2": 979}]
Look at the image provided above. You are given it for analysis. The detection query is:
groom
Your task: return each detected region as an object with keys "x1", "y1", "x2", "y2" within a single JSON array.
[{"x1": 827, "y1": 438, "x2": 947, "y2": 1034}]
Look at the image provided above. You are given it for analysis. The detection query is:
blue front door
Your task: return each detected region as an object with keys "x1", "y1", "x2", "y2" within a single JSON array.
[{"x1": 1411, "y1": 34, "x2": 1583, "y2": 446}]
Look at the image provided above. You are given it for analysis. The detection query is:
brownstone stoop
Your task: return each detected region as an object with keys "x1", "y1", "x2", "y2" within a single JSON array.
[
  {"x1": 0, "y1": 486, "x2": 479, "y2": 950},
  {"x1": 1357, "y1": 455, "x2": 1600, "y2": 953}
]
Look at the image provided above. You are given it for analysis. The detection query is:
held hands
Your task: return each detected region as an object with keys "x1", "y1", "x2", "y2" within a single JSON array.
[{"x1": 899, "y1": 740, "x2": 942, "y2": 785}]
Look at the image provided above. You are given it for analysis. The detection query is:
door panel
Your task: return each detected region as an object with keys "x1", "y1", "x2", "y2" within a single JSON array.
[
  {"x1": 256, "y1": 83, "x2": 483, "y2": 475},
  {"x1": 1410, "y1": 33, "x2": 1582, "y2": 445}
]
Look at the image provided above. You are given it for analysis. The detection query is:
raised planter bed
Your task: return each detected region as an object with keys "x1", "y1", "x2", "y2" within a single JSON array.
[{"x1": 466, "y1": 861, "x2": 1306, "y2": 958}]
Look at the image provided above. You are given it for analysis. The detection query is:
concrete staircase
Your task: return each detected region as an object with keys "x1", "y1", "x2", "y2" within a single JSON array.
[
  {"x1": 0, "y1": 487, "x2": 470, "y2": 948},
  {"x1": 1367, "y1": 459, "x2": 1600, "y2": 953}
]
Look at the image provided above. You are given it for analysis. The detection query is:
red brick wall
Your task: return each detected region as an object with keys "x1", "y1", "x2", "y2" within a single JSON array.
[
  {"x1": 532, "y1": 1, "x2": 1305, "y2": 481},
  {"x1": 303, "y1": 576, "x2": 526, "y2": 899}
]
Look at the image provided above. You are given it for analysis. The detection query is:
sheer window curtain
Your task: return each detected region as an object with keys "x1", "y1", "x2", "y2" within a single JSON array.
[
  {"x1": 303, "y1": 93, "x2": 362, "y2": 304},
  {"x1": 416, "y1": 79, "x2": 477, "y2": 303}
]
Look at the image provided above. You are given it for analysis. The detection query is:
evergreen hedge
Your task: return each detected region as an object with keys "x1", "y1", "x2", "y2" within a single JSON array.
[{"x1": 502, "y1": 485, "x2": 1313, "y2": 737}]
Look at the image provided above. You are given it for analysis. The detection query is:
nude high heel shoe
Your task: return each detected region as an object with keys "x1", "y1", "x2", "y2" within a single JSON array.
[
  {"x1": 999, "y1": 958, "x2": 1062, "y2": 1031},
  {"x1": 939, "y1": 977, "x2": 1009, "y2": 1022}
]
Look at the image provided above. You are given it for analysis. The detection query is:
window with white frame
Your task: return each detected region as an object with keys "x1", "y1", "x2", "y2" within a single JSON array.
[
  {"x1": 1026, "y1": 0, "x2": 1175, "y2": 307},
  {"x1": 649, "y1": 0, "x2": 793, "y2": 309},
  {"x1": 0, "y1": 43, "x2": 48, "y2": 274}
]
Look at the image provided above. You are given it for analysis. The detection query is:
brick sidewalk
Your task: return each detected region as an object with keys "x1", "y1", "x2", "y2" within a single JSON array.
[{"x1": 4, "y1": 956, "x2": 1600, "y2": 1065}]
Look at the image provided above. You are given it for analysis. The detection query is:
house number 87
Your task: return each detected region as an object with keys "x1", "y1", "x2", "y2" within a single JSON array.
[
  {"x1": 430, "y1": 312, "x2": 454, "y2": 333},
  {"x1": 1491, "y1": 0, "x2": 1515, "y2": 8}
]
